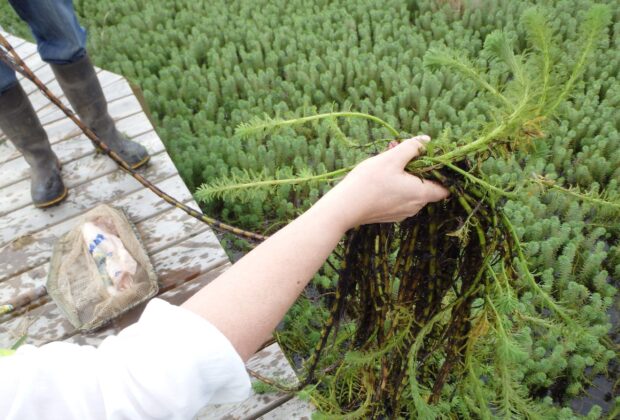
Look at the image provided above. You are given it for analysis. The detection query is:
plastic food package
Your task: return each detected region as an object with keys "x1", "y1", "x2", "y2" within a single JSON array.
[
  {"x1": 81, "y1": 221, "x2": 137, "y2": 295},
  {"x1": 47, "y1": 204, "x2": 158, "y2": 332}
]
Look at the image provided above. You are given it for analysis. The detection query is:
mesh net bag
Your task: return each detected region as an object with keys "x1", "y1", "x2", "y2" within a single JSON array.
[{"x1": 47, "y1": 204, "x2": 158, "y2": 332}]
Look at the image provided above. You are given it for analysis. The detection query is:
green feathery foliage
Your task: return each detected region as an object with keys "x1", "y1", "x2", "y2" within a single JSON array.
[
  {"x1": 2, "y1": 0, "x2": 618, "y2": 416},
  {"x1": 194, "y1": 4, "x2": 617, "y2": 417}
]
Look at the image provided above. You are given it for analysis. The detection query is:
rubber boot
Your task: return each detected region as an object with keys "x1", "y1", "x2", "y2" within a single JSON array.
[
  {"x1": 0, "y1": 83, "x2": 67, "y2": 208},
  {"x1": 50, "y1": 54, "x2": 150, "y2": 169}
]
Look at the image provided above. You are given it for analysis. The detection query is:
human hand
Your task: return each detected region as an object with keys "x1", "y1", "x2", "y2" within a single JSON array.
[{"x1": 320, "y1": 135, "x2": 450, "y2": 230}]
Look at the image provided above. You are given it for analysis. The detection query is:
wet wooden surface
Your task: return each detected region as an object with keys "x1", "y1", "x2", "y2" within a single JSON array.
[{"x1": 0, "y1": 32, "x2": 313, "y2": 419}]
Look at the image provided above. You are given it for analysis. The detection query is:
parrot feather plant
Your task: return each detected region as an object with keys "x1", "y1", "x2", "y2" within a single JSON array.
[{"x1": 197, "y1": 5, "x2": 617, "y2": 418}]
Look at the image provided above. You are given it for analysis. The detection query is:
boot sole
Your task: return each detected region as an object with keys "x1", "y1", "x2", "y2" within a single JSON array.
[
  {"x1": 130, "y1": 154, "x2": 150, "y2": 170},
  {"x1": 34, "y1": 186, "x2": 68, "y2": 208},
  {"x1": 33, "y1": 155, "x2": 145, "y2": 208},
  {"x1": 95, "y1": 148, "x2": 150, "y2": 170}
]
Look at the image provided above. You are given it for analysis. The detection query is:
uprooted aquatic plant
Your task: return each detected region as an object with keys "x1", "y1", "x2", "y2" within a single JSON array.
[{"x1": 197, "y1": 5, "x2": 617, "y2": 418}]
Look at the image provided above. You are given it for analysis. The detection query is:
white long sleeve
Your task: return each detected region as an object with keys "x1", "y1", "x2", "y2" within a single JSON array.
[{"x1": 0, "y1": 298, "x2": 251, "y2": 419}]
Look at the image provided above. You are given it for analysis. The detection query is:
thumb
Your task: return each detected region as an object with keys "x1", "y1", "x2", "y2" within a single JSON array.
[
  {"x1": 417, "y1": 178, "x2": 451, "y2": 202},
  {"x1": 384, "y1": 135, "x2": 430, "y2": 168}
]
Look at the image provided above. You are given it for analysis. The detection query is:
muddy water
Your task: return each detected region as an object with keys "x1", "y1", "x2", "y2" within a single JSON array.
[{"x1": 570, "y1": 303, "x2": 619, "y2": 415}]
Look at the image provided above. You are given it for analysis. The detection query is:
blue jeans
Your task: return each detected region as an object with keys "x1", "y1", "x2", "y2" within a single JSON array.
[{"x1": 0, "y1": 0, "x2": 86, "y2": 94}]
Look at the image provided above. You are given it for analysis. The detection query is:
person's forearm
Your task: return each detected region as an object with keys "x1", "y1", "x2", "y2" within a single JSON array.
[
  {"x1": 181, "y1": 191, "x2": 350, "y2": 361},
  {"x1": 182, "y1": 137, "x2": 448, "y2": 361}
]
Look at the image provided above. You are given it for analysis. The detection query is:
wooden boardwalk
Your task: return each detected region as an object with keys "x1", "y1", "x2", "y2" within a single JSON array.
[{"x1": 0, "y1": 31, "x2": 312, "y2": 419}]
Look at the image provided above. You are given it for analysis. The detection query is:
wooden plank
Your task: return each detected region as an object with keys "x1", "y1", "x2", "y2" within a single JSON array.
[
  {"x1": 4, "y1": 35, "x2": 42, "y2": 68},
  {"x1": 0, "y1": 229, "x2": 227, "y2": 347},
  {"x1": 137, "y1": 205, "x2": 208, "y2": 256},
  {"x1": 0, "y1": 151, "x2": 177, "y2": 245},
  {"x1": 46, "y1": 109, "x2": 153, "y2": 146},
  {"x1": 0, "y1": 198, "x2": 206, "y2": 303},
  {"x1": 0, "y1": 97, "x2": 152, "y2": 165},
  {"x1": 25, "y1": 79, "x2": 141, "y2": 141},
  {"x1": 0, "y1": 129, "x2": 159, "y2": 190},
  {"x1": 0, "y1": 109, "x2": 158, "y2": 195},
  {"x1": 98, "y1": 69, "x2": 125, "y2": 87},
  {"x1": 257, "y1": 397, "x2": 314, "y2": 419},
  {"x1": 19, "y1": 71, "x2": 56, "y2": 103},
  {"x1": 37, "y1": 77, "x2": 134, "y2": 125},
  {"x1": 21, "y1": 62, "x2": 58, "y2": 95},
  {"x1": 9, "y1": 40, "x2": 37, "y2": 61},
  {"x1": 18, "y1": 79, "x2": 63, "y2": 114},
  {"x1": 0, "y1": 175, "x2": 194, "y2": 284},
  {"x1": 21, "y1": 54, "x2": 47, "y2": 76},
  {"x1": 100, "y1": 91, "x2": 144, "y2": 121},
  {"x1": 0, "y1": 38, "x2": 27, "y2": 57},
  {"x1": 146, "y1": 228, "x2": 227, "y2": 290},
  {"x1": 25, "y1": 69, "x2": 123, "y2": 117},
  {"x1": 24, "y1": 67, "x2": 123, "y2": 110},
  {"x1": 0, "y1": 131, "x2": 164, "y2": 215},
  {"x1": 0, "y1": 69, "x2": 129, "y2": 146},
  {"x1": 0, "y1": 31, "x2": 27, "y2": 49}
]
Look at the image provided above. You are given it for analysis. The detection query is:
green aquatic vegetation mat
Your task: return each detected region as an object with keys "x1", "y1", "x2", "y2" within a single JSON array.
[{"x1": 1, "y1": 0, "x2": 618, "y2": 417}]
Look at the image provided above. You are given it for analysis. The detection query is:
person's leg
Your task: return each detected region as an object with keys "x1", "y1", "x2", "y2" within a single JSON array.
[
  {"x1": 0, "y1": 83, "x2": 67, "y2": 207},
  {"x1": 0, "y1": 0, "x2": 82, "y2": 207},
  {"x1": 10, "y1": 0, "x2": 149, "y2": 169},
  {"x1": 50, "y1": 55, "x2": 150, "y2": 169},
  {"x1": 0, "y1": 2, "x2": 69, "y2": 208},
  {"x1": 0, "y1": 61, "x2": 19, "y2": 94},
  {"x1": 8, "y1": 0, "x2": 86, "y2": 64}
]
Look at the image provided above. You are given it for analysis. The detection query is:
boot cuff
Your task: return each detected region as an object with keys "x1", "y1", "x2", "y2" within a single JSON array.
[{"x1": 50, "y1": 53, "x2": 93, "y2": 82}]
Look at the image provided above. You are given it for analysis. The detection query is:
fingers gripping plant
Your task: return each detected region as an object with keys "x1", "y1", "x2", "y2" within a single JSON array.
[{"x1": 197, "y1": 6, "x2": 616, "y2": 418}]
